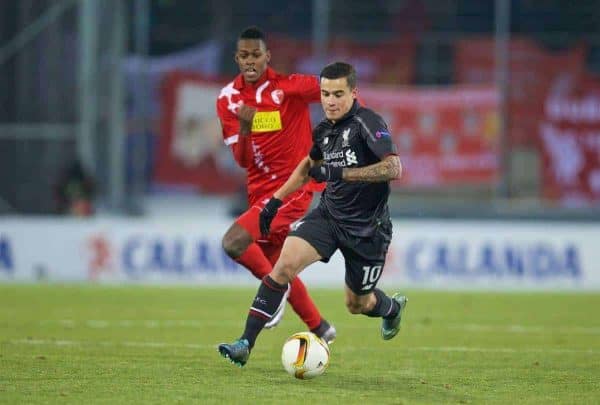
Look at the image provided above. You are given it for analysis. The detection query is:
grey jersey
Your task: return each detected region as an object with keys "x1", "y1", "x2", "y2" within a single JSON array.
[{"x1": 312, "y1": 101, "x2": 398, "y2": 237}]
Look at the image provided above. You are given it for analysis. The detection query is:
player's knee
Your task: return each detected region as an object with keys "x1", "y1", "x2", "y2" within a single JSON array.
[
  {"x1": 273, "y1": 256, "x2": 301, "y2": 284},
  {"x1": 221, "y1": 228, "x2": 251, "y2": 258}
]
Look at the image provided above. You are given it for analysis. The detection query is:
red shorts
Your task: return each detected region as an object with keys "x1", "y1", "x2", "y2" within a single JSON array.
[{"x1": 236, "y1": 189, "x2": 313, "y2": 264}]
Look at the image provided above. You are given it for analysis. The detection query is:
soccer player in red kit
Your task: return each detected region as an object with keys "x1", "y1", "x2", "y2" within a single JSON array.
[{"x1": 216, "y1": 26, "x2": 336, "y2": 343}]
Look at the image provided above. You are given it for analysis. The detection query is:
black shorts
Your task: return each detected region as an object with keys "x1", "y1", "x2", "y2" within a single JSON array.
[{"x1": 288, "y1": 207, "x2": 392, "y2": 295}]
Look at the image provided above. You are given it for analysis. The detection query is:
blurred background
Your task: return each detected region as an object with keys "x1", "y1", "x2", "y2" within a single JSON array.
[
  {"x1": 1, "y1": 0, "x2": 600, "y2": 219},
  {"x1": 1, "y1": 0, "x2": 600, "y2": 288}
]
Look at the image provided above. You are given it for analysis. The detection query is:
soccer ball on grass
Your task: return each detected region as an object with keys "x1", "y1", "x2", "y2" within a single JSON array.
[{"x1": 281, "y1": 331, "x2": 330, "y2": 379}]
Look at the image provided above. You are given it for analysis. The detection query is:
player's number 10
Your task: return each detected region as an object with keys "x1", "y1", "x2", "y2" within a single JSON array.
[{"x1": 361, "y1": 265, "x2": 382, "y2": 285}]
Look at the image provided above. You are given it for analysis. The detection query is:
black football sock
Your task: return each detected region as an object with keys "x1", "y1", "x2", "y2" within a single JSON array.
[
  {"x1": 241, "y1": 275, "x2": 288, "y2": 349},
  {"x1": 364, "y1": 288, "x2": 399, "y2": 319}
]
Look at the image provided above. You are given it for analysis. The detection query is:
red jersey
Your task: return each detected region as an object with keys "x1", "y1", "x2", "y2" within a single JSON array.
[{"x1": 216, "y1": 67, "x2": 322, "y2": 205}]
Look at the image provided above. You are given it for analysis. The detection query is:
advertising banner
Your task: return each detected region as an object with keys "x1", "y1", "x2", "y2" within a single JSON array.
[
  {"x1": 156, "y1": 74, "x2": 500, "y2": 191},
  {"x1": 1, "y1": 218, "x2": 599, "y2": 291}
]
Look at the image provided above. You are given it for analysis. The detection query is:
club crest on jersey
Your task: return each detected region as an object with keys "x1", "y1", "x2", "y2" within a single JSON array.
[
  {"x1": 342, "y1": 128, "x2": 351, "y2": 147},
  {"x1": 271, "y1": 89, "x2": 284, "y2": 105},
  {"x1": 323, "y1": 137, "x2": 329, "y2": 145}
]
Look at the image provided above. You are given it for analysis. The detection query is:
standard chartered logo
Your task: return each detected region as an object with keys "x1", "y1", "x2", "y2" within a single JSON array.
[
  {"x1": 324, "y1": 151, "x2": 344, "y2": 160},
  {"x1": 324, "y1": 149, "x2": 358, "y2": 167}
]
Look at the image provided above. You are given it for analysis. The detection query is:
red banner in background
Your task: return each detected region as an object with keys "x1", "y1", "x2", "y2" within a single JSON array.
[
  {"x1": 154, "y1": 72, "x2": 244, "y2": 194},
  {"x1": 359, "y1": 85, "x2": 500, "y2": 187},
  {"x1": 156, "y1": 75, "x2": 499, "y2": 192},
  {"x1": 455, "y1": 38, "x2": 586, "y2": 147},
  {"x1": 540, "y1": 73, "x2": 600, "y2": 206}
]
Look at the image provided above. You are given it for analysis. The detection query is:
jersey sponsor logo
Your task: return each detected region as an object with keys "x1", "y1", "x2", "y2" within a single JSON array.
[
  {"x1": 342, "y1": 128, "x2": 351, "y2": 147},
  {"x1": 252, "y1": 111, "x2": 282, "y2": 132},
  {"x1": 323, "y1": 149, "x2": 358, "y2": 167},
  {"x1": 345, "y1": 149, "x2": 358, "y2": 165},
  {"x1": 271, "y1": 89, "x2": 284, "y2": 105},
  {"x1": 375, "y1": 130, "x2": 390, "y2": 138},
  {"x1": 324, "y1": 151, "x2": 344, "y2": 160}
]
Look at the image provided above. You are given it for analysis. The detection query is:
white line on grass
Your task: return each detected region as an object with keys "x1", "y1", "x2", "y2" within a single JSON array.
[
  {"x1": 8, "y1": 339, "x2": 210, "y2": 349},
  {"x1": 6, "y1": 339, "x2": 600, "y2": 355},
  {"x1": 448, "y1": 324, "x2": 600, "y2": 334},
  {"x1": 38, "y1": 320, "x2": 600, "y2": 334}
]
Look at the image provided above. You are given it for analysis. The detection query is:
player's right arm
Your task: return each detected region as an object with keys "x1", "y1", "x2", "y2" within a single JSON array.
[
  {"x1": 259, "y1": 143, "x2": 322, "y2": 236},
  {"x1": 273, "y1": 140, "x2": 323, "y2": 200},
  {"x1": 216, "y1": 99, "x2": 255, "y2": 168},
  {"x1": 273, "y1": 157, "x2": 311, "y2": 200}
]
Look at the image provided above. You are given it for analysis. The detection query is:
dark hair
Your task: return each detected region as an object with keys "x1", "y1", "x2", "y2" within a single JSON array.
[
  {"x1": 239, "y1": 26, "x2": 266, "y2": 44},
  {"x1": 320, "y1": 62, "x2": 357, "y2": 89}
]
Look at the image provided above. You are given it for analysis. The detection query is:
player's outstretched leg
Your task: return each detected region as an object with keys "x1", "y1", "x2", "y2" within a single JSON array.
[
  {"x1": 381, "y1": 293, "x2": 408, "y2": 340},
  {"x1": 263, "y1": 244, "x2": 336, "y2": 336},
  {"x1": 218, "y1": 275, "x2": 288, "y2": 367},
  {"x1": 218, "y1": 339, "x2": 250, "y2": 367}
]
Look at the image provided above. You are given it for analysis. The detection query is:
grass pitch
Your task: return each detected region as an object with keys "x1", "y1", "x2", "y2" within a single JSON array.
[{"x1": 1, "y1": 285, "x2": 599, "y2": 404}]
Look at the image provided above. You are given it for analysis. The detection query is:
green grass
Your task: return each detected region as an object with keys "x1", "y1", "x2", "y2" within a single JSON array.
[{"x1": 1, "y1": 285, "x2": 599, "y2": 404}]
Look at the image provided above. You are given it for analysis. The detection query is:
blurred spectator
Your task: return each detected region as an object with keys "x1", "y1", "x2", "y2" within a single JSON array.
[{"x1": 54, "y1": 160, "x2": 96, "y2": 217}]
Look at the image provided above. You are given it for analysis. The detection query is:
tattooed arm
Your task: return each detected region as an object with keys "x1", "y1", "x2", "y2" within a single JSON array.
[{"x1": 342, "y1": 155, "x2": 402, "y2": 182}]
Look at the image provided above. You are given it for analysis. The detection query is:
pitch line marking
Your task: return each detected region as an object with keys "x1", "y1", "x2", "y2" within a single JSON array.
[
  {"x1": 448, "y1": 324, "x2": 600, "y2": 334},
  {"x1": 37, "y1": 320, "x2": 600, "y2": 334},
  {"x1": 5, "y1": 339, "x2": 600, "y2": 355}
]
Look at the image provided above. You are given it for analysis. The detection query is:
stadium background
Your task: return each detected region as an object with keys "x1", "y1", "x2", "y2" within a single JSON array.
[{"x1": 0, "y1": 0, "x2": 600, "y2": 286}]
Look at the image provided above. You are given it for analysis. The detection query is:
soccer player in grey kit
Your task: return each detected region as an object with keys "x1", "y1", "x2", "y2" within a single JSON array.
[{"x1": 219, "y1": 62, "x2": 408, "y2": 367}]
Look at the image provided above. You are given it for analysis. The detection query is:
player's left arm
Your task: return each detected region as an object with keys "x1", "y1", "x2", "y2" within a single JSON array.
[
  {"x1": 308, "y1": 110, "x2": 402, "y2": 183},
  {"x1": 344, "y1": 110, "x2": 402, "y2": 182},
  {"x1": 342, "y1": 154, "x2": 402, "y2": 182}
]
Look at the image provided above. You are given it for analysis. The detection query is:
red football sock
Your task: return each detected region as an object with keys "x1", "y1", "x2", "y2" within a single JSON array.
[
  {"x1": 287, "y1": 277, "x2": 322, "y2": 330},
  {"x1": 235, "y1": 243, "x2": 272, "y2": 279},
  {"x1": 236, "y1": 243, "x2": 323, "y2": 330}
]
